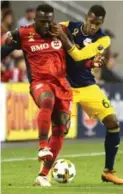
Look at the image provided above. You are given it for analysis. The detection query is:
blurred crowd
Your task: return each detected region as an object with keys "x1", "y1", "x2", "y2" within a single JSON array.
[
  {"x1": 93, "y1": 29, "x2": 123, "y2": 84},
  {"x1": 1, "y1": 1, "x2": 123, "y2": 83},
  {"x1": 1, "y1": 1, "x2": 35, "y2": 82}
]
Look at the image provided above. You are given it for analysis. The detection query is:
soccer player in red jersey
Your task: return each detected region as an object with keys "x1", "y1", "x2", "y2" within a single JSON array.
[
  {"x1": 2, "y1": 4, "x2": 106, "y2": 186},
  {"x1": 1, "y1": 4, "x2": 73, "y2": 186}
]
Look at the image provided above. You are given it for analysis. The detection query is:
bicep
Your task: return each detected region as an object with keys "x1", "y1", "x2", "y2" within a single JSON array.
[{"x1": 96, "y1": 36, "x2": 111, "y2": 50}]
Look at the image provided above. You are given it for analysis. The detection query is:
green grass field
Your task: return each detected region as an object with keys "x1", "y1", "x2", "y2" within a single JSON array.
[{"x1": 1, "y1": 139, "x2": 123, "y2": 194}]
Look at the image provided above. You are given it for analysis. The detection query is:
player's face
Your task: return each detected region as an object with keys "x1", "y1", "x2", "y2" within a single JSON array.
[
  {"x1": 85, "y1": 12, "x2": 104, "y2": 35},
  {"x1": 35, "y1": 11, "x2": 54, "y2": 36}
]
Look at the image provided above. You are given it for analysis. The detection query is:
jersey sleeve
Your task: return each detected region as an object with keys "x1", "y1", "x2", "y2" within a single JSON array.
[
  {"x1": 59, "y1": 21, "x2": 70, "y2": 27},
  {"x1": 1, "y1": 29, "x2": 21, "y2": 60},
  {"x1": 12, "y1": 29, "x2": 21, "y2": 46},
  {"x1": 96, "y1": 36, "x2": 111, "y2": 50},
  {"x1": 67, "y1": 35, "x2": 111, "y2": 62}
]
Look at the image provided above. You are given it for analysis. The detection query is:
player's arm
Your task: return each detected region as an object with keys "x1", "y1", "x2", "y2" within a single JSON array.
[
  {"x1": 50, "y1": 24, "x2": 111, "y2": 61},
  {"x1": 59, "y1": 21, "x2": 111, "y2": 61},
  {"x1": 67, "y1": 35, "x2": 111, "y2": 61},
  {"x1": 1, "y1": 29, "x2": 21, "y2": 60},
  {"x1": 50, "y1": 23, "x2": 74, "y2": 50},
  {"x1": 60, "y1": 27, "x2": 75, "y2": 49},
  {"x1": 59, "y1": 21, "x2": 70, "y2": 27}
]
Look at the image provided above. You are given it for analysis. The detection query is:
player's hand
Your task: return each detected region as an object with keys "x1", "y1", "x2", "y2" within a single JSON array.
[
  {"x1": 49, "y1": 24, "x2": 65, "y2": 38},
  {"x1": 5, "y1": 31, "x2": 17, "y2": 44},
  {"x1": 92, "y1": 54, "x2": 106, "y2": 68}
]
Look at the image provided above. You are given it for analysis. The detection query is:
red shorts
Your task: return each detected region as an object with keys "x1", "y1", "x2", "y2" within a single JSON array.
[{"x1": 30, "y1": 81, "x2": 72, "y2": 114}]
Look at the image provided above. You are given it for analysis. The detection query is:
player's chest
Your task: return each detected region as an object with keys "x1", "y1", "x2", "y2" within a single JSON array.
[
  {"x1": 73, "y1": 35, "x2": 96, "y2": 49},
  {"x1": 71, "y1": 28, "x2": 97, "y2": 49},
  {"x1": 21, "y1": 32, "x2": 64, "y2": 54}
]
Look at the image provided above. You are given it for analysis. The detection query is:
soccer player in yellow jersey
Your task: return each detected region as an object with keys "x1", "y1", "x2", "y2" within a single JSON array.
[{"x1": 54, "y1": 5, "x2": 123, "y2": 185}]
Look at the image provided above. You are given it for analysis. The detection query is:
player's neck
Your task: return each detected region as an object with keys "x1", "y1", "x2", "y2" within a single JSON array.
[
  {"x1": 34, "y1": 24, "x2": 42, "y2": 37},
  {"x1": 81, "y1": 24, "x2": 89, "y2": 36},
  {"x1": 34, "y1": 24, "x2": 40, "y2": 35}
]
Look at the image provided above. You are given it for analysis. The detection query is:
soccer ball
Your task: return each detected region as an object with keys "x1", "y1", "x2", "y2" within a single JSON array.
[{"x1": 52, "y1": 159, "x2": 76, "y2": 183}]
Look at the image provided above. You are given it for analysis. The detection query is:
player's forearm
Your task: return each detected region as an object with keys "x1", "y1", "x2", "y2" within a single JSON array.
[
  {"x1": 59, "y1": 33, "x2": 73, "y2": 51},
  {"x1": 1, "y1": 30, "x2": 21, "y2": 60},
  {"x1": 1, "y1": 44, "x2": 15, "y2": 60},
  {"x1": 67, "y1": 36, "x2": 111, "y2": 62},
  {"x1": 67, "y1": 43, "x2": 101, "y2": 61}
]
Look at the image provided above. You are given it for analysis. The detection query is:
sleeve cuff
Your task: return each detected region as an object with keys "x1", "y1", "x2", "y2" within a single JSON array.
[
  {"x1": 67, "y1": 45, "x2": 76, "y2": 53},
  {"x1": 85, "y1": 60, "x2": 93, "y2": 68}
]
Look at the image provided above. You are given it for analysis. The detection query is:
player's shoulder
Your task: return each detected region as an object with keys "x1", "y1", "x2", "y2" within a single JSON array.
[
  {"x1": 69, "y1": 21, "x2": 82, "y2": 27},
  {"x1": 96, "y1": 28, "x2": 107, "y2": 37},
  {"x1": 59, "y1": 23, "x2": 67, "y2": 32},
  {"x1": 92, "y1": 28, "x2": 108, "y2": 42},
  {"x1": 60, "y1": 21, "x2": 83, "y2": 29},
  {"x1": 19, "y1": 24, "x2": 34, "y2": 32},
  {"x1": 68, "y1": 21, "x2": 83, "y2": 31}
]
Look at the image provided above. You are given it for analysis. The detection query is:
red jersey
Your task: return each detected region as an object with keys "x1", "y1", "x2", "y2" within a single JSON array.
[
  {"x1": 18, "y1": 25, "x2": 68, "y2": 86},
  {"x1": 1, "y1": 24, "x2": 72, "y2": 100}
]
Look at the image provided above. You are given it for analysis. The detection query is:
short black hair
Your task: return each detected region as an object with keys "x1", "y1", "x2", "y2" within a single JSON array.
[
  {"x1": 88, "y1": 5, "x2": 106, "y2": 18},
  {"x1": 36, "y1": 4, "x2": 54, "y2": 13}
]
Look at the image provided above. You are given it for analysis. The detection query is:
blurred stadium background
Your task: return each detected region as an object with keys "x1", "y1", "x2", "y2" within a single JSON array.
[{"x1": 1, "y1": 1, "x2": 123, "y2": 194}]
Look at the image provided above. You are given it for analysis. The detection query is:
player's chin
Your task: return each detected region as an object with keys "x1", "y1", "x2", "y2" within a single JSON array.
[
  {"x1": 42, "y1": 31, "x2": 49, "y2": 36},
  {"x1": 89, "y1": 31, "x2": 96, "y2": 36}
]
